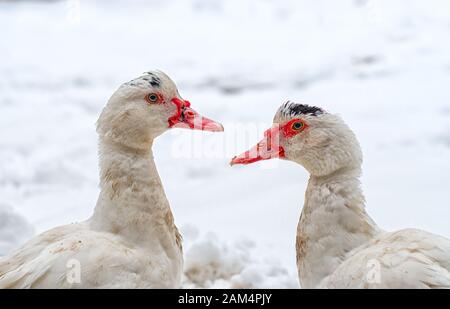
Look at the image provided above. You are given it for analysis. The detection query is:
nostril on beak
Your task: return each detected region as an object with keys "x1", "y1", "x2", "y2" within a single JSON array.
[{"x1": 185, "y1": 110, "x2": 195, "y2": 118}]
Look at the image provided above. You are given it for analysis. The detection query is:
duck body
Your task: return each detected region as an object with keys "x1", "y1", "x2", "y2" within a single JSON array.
[
  {"x1": 298, "y1": 169, "x2": 450, "y2": 289},
  {"x1": 0, "y1": 140, "x2": 183, "y2": 289},
  {"x1": 0, "y1": 222, "x2": 181, "y2": 289},
  {"x1": 319, "y1": 228, "x2": 450, "y2": 289}
]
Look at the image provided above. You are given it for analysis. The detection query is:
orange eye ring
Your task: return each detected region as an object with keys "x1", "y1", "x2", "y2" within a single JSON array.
[
  {"x1": 292, "y1": 121, "x2": 304, "y2": 131},
  {"x1": 283, "y1": 118, "x2": 307, "y2": 138},
  {"x1": 145, "y1": 93, "x2": 164, "y2": 104}
]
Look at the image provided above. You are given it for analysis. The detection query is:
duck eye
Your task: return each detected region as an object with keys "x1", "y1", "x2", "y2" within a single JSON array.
[
  {"x1": 292, "y1": 121, "x2": 304, "y2": 130},
  {"x1": 146, "y1": 93, "x2": 159, "y2": 103}
]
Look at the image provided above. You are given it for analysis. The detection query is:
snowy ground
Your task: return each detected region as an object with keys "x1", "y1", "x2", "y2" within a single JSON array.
[{"x1": 1, "y1": 0, "x2": 450, "y2": 288}]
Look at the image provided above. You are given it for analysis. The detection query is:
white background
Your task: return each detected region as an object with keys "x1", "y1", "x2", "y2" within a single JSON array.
[{"x1": 1, "y1": 0, "x2": 450, "y2": 288}]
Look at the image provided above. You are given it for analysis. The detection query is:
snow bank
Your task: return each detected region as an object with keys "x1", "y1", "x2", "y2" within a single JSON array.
[
  {"x1": 0, "y1": 204, "x2": 34, "y2": 256},
  {"x1": 181, "y1": 226, "x2": 298, "y2": 288}
]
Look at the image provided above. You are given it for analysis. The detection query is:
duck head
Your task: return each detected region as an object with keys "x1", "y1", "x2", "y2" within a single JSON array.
[
  {"x1": 231, "y1": 101, "x2": 362, "y2": 177},
  {"x1": 97, "y1": 71, "x2": 224, "y2": 150}
]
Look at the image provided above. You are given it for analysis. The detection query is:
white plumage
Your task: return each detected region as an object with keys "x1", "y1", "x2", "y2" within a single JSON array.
[
  {"x1": 320, "y1": 229, "x2": 450, "y2": 288},
  {"x1": 0, "y1": 71, "x2": 223, "y2": 288},
  {"x1": 232, "y1": 101, "x2": 450, "y2": 289}
]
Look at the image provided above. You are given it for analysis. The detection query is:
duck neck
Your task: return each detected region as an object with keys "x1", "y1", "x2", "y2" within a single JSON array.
[
  {"x1": 297, "y1": 166, "x2": 380, "y2": 288},
  {"x1": 90, "y1": 138, "x2": 181, "y2": 250}
]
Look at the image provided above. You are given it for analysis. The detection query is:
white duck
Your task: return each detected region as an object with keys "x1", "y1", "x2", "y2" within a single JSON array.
[
  {"x1": 0, "y1": 71, "x2": 223, "y2": 288},
  {"x1": 231, "y1": 101, "x2": 450, "y2": 289}
]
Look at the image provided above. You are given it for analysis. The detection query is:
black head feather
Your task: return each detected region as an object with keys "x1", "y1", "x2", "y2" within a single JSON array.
[
  {"x1": 143, "y1": 72, "x2": 161, "y2": 87},
  {"x1": 126, "y1": 72, "x2": 162, "y2": 88},
  {"x1": 280, "y1": 101, "x2": 325, "y2": 117}
]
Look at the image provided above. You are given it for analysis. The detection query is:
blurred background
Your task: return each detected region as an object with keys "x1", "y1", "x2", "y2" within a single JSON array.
[{"x1": 1, "y1": 0, "x2": 450, "y2": 288}]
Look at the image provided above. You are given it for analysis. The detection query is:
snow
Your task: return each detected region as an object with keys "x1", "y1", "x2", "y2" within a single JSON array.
[
  {"x1": 182, "y1": 227, "x2": 297, "y2": 288},
  {"x1": 0, "y1": 204, "x2": 34, "y2": 256},
  {"x1": 1, "y1": 0, "x2": 450, "y2": 288}
]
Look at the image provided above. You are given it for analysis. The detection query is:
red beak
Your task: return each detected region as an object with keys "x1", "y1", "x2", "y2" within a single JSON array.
[
  {"x1": 169, "y1": 98, "x2": 224, "y2": 132},
  {"x1": 230, "y1": 124, "x2": 285, "y2": 166}
]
